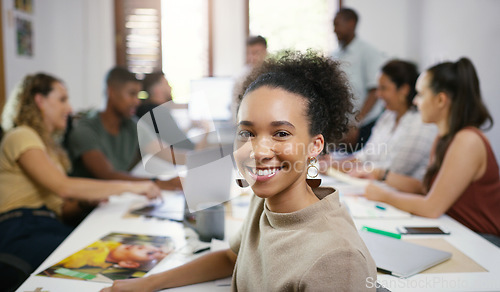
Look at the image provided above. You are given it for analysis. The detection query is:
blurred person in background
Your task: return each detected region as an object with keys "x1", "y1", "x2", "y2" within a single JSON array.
[
  {"x1": 331, "y1": 8, "x2": 387, "y2": 152},
  {"x1": 66, "y1": 67, "x2": 181, "y2": 190},
  {"x1": 365, "y1": 58, "x2": 500, "y2": 246},
  {"x1": 323, "y1": 60, "x2": 437, "y2": 182},
  {"x1": 0, "y1": 73, "x2": 160, "y2": 286}
]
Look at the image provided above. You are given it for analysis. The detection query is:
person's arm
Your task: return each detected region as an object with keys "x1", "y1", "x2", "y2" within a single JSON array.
[
  {"x1": 383, "y1": 171, "x2": 424, "y2": 194},
  {"x1": 101, "y1": 249, "x2": 237, "y2": 292},
  {"x1": 348, "y1": 167, "x2": 384, "y2": 181},
  {"x1": 357, "y1": 88, "x2": 378, "y2": 122},
  {"x1": 364, "y1": 130, "x2": 486, "y2": 218},
  {"x1": 18, "y1": 148, "x2": 161, "y2": 201},
  {"x1": 80, "y1": 150, "x2": 181, "y2": 190},
  {"x1": 347, "y1": 168, "x2": 424, "y2": 195}
]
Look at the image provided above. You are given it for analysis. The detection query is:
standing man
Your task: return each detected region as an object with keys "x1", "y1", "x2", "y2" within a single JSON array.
[
  {"x1": 67, "y1": 67, "x2": 180, "y2": 190},
  {"x1": 232, "y1": 35, "x2": 268, "y2": 120},
  {"x1": 332, "y1": 8, "x2": 386, "y2": 151},
  {"x1": 245, "y1": 35, "x2": 268, "y2": 70}
]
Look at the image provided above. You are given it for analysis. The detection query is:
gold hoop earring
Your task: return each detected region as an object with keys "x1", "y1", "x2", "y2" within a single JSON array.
[
  {"x1": 307, "y1": 157, "x2": 319, "y2": 178},
  {"x1": 306, "y1": 156, "x2": 321, "y2": 188}
]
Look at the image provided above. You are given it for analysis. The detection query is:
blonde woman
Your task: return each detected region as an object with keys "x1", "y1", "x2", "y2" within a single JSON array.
[{"x1": 0, "y1": 73, "x2": 161, "y2": 274}]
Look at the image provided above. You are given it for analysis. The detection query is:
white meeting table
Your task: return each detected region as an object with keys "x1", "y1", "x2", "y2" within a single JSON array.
[{"x1": 17, "y1": 175, "x2": 500, "y2": 292}]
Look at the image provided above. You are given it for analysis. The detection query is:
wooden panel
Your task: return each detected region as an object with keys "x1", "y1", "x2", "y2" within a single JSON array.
[
  {"x1": 114, "y1": 0, "x2": 162, "y2": 74},
  {"x1": 0, "y1": 0, "x2": 5, "y2": 115},
  {"x1": 208, "y1": 0, "x2": 213, "y2": 77}
]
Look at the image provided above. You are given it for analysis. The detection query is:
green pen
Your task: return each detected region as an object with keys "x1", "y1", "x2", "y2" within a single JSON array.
[{"x1": 362, "y1": 226, "x2": 401, "y2": 239}]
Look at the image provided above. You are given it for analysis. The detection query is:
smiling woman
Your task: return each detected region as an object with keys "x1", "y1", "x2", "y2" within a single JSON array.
[
  {"x1": 101, "y1": 51, "x2": 377, "y2": 292},
  {"x1": 230, "y1": 50, "x2": 376, "y2": 290}
]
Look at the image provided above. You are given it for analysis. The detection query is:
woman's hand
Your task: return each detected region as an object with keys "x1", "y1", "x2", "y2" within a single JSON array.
[
  {"x1": 364, "y1": 182, "x2": 389, "y2": 202},
  {"x1": 347, "y1": 168, "x2": 373, "y2": 179},
  {"x1": 131, "y1": 181, "x2": 162, "y2": 200},
  {"x1": 100, "y1": 278, "x2": 154, "y2": 292}
]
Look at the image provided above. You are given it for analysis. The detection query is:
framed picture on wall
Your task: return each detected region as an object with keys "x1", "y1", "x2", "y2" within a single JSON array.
[
  {"x1": 16, "y1": 17, "x2": 33, "y2": 57},
  {"x1": 14, "y1": 0, "x2": 33, "y2": 13}
]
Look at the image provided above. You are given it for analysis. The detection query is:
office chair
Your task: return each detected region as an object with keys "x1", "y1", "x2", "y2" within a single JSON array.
[{"x1": 0, "y1": 253, "x2": 32, "y2": 292}]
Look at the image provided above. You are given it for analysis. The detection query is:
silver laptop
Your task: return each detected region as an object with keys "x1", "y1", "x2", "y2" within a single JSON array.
[{"x1": 360, "y1": 230, "x2": 452, "y2": 278}]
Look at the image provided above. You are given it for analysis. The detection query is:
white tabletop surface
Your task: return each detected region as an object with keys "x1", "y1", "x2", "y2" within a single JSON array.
[{"x1": 17, "y1": 175, "x2": 500, "y2": 292}]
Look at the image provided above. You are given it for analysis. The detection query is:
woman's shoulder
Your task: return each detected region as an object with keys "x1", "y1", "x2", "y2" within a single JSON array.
[
  {"x1": 453, "y1": 127, "x2": 488, "y2": 147},
  {"x1": 445, "y1": 128, "x2": 488, "y2": 164},
  {"x1": 3, "y1": 126, "x2": 41, "y2": 143},
  {"x1": 1, "y1": 126, "x2": 45, "y2": 160},
  {"x1": 401, "y1": 109, "x2": 425, "y2": 124},
  {"x1": 376, "y1": 110, "x2": 396, "y2": 123}
]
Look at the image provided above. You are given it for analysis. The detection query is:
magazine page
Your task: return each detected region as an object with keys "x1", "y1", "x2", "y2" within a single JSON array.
[{"x1": 37, "y1": 232, "x2": 175, "y2": 283}]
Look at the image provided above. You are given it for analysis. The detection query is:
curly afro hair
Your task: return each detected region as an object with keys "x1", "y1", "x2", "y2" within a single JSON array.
[{"x1": 237, "y1": 50, "x2": 354, "y2": 148}]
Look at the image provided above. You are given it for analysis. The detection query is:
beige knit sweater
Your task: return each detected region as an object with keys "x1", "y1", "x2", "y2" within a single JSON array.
[{"x1": 230, "y1": 187, "x2": 376, "y2": 291}]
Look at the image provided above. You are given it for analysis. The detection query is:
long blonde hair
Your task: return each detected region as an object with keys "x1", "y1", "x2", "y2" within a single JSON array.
[{"x1": 13, "y1": 73, "x2": 71, "y2": 171}]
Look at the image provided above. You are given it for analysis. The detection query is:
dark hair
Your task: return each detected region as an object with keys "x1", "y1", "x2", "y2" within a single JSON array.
[
  {"x1": 423, "y1": 57, "x2": 493, "y2": 189},
  {"x1": 247, "y1": 35, "x2": 267, "y2": 48},
  {"x1": 336, "y1": 8, "x2": 358, "y2": 24},
  {"x1": 142, "y1": 71, "x2": 165, "y2": 97},
  {"x1": 381, "y1": 60, "x2": 419, "y2": 109},
  {"x1": 106, "y1": 66, "x2": 139, "y2": 88},
  {"x1": 237, "y1": 50, "x2": 354, "y2": 147}
]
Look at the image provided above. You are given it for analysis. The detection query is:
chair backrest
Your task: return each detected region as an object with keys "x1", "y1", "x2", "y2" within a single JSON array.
[{"x1": 0, "y1": 253, "x2": 33, "y2": 291}]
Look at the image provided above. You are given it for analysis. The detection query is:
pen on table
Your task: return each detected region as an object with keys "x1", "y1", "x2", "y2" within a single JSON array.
[
  {"x1": 193, "y1": 247, "x2": 210, "y2": 254},
  {"x1": 375, "y1": 204, "x2": 386, "y2": 211},
  {"x1": 362, "y1": 226, "x2": 401, "y2": 239}
]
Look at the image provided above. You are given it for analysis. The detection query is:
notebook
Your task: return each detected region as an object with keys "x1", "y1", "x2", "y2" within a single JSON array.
[{"x1": 360, "y1": 230, "x2": 452, "y2": 278}]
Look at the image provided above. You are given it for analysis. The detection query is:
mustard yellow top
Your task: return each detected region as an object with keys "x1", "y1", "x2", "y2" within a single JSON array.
[{"x1": 0, "y1": 126, "x2": 64, "y2": 215}]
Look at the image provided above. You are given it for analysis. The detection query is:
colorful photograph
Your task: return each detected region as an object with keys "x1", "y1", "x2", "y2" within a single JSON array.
[
  {"x1": 16, "y1": 17, "x2": 33, "y2": 57},
  {"x1": 14, "y1": 0, "x2": 33, "y2": 13},
  {"x1": 37, "y1": 233, "x2": 175, "y2": 283}
]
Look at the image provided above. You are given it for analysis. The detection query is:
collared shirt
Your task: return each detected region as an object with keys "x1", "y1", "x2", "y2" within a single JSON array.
[
  {"x1": 331, "y1": 37, "x2": 387, "y2": 125},
  {"x1": 355, "y1": 109, "x2": 437, "y2": 180}
]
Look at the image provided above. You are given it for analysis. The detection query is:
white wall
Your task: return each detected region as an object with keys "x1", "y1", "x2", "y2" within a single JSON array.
[
  {"x1": 2, "y1": 0, "x2": 114, "y2": 112},
  {"x1": 212, "y1": 0, "x2": 246, "y2": 76},
  {"x1": 344, "y1": 0, "x2": 500, "y2": 160},
  {"x1": 3, "y1": 0, "x2": 499, "y2": 157}
]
